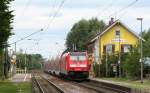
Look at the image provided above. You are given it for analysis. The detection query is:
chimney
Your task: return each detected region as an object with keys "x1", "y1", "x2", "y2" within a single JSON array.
[{"x1": 109, "y1": 17, "x2": 114, "y2": 26}]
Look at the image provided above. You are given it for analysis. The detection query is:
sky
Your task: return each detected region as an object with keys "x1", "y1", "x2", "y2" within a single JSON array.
[{"x1": 8, "y1": 0, "x2": 150, "y2": 59}]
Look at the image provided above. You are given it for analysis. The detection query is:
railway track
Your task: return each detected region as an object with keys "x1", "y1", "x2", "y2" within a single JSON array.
[
  {"x1": 33, "y1": 71, "x2": 131, "y2": 93},
  {"x1": 44, "y1": 73, "x2": 99, "y2": 93},
  {"x1": 44, "y1": 73, "x2": 131, "y2": 93},
  {"x1": 32, "y1": 73, "x2": 65, "y2": 93},
  {"x1": 74, "y1": 79, "x2": 131, "y2": 93},
  {"x1": 45, "y1": 73, "x2": 131, "y2": 93}
]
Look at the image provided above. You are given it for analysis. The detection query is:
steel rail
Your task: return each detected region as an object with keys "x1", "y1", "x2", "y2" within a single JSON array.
[
  {"x1": 42, "y1": 76, "x2": 65, "y2": 93},
  {"x1": 33, "y1": 72, "x2": 65, "y2": 93},
  {"x1": 32, "y1": 75, "x2": 45, "y2": 93},
  {"x1": 77, "y1": 80, "x2": 131, "y2": 93}
]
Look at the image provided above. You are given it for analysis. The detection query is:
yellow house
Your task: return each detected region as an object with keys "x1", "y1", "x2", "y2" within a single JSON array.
[{"x1": 88, "y1": 19, "x2": 140, "y2": 63}]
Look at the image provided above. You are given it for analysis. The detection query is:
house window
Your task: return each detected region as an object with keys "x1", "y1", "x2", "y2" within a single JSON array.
[
  {"x1": 121, "y1": 44, "x2": 131, "y2": 53},
  {"x1": 104, "y1": 44, "x2": 115, "y2": 54},
  {"x1": 115, "y1": 30, "x2": 120, "y2": 38},
  {"x1": 106, "y1": 44, "x2": 112, "y2": 54}
]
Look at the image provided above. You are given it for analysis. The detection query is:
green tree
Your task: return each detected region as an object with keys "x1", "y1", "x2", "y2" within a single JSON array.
[
  {"x1": 66, "y1": 18, "x2": 106, "y2": 51},
  {"x1": 122, "y1": 46, "x2": 140, "y2": 79},
  {"x1": 0, "y1": 0, "x2": 14, "y2": 78},
  {"x1": 96, "y1": 53, "x2": 118, "y2": 77},
  {"x1": 142, "y1": 29, "x2": 150, "y2": 57},
  {"x1": 66, "y1": 19, "x2": 89, "y2": 51},
  {"x1": 16, "y1": 52, "x2": 43, "y2": 70},
  {"x1": 88, "y1": 18, "x2": 106, "y2": 38}
]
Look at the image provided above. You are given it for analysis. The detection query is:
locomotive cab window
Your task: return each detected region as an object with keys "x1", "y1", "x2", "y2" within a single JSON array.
[
  {"x1": 78, "y1": 55, "x2": 86, "y2": 61},
  {"x1": 70, "y1": 55, "x2": 78, "y2": 61}
]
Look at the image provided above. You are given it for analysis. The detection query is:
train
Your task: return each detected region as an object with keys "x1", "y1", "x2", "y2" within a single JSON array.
[{"x1": 44, "y1": 51, "x2": 90, "y2": 80}]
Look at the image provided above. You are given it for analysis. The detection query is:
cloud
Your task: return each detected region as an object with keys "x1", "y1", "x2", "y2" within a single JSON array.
[{"x1": 9, "y1": 0, "x2": 150, "y2": 58}]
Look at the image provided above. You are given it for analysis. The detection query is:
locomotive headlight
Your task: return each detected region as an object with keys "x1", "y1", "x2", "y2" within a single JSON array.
[{"x1": 70, "y1": 64, "x2": 76, "y2": 67}]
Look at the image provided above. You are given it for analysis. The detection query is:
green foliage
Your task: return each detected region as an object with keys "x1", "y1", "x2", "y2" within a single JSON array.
[
  {"x1": 99, "y1": 47, "x2": 140, "y2": 79},
  {"x1": 16, "y1": 52, "x2": 43, "y2": 70},
  {"x1": 28, "y1": 54, "x2": 43, "y2": 70},
  {"x1": 0, "y1": 0, "x2": 14, "y2": 78},
  {"x1": 0, "y1": 0, "x2": 14, "y2": 49},
  {"x1": 122, "y1": 46, "x2": 140, "y2": 79},
  {"x1": 102, "y1": 53, "x2": 118, "y2": 77},
  {"x1": 93, "y1": 63, "x2": 101, "y2": 77},
  {"x1": 93, "y1": 53, "x2": 118, "y2": 77},
  {"x1": 142, "y1": 29, "x2": 150, "y2": 57},
  {"x1": 66, "y1": 18, "x2": 106, "y2": 51},
  {"x1": 0, "y1": 81, "x2": 32, "y2": 93}
]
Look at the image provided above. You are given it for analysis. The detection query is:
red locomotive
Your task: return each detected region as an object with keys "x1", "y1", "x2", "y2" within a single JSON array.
[{"x1": 44, "y1": 51, "x2": 90, "y2": 79}]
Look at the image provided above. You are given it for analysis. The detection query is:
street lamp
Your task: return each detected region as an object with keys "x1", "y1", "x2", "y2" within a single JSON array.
[{"x1": 137, "y1": 18, "x2": 143, "y2": 84}]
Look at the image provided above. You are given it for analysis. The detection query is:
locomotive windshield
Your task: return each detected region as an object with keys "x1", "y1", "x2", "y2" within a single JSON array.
[
  {"x1": 70, "y1": 53, "x2": 86, "y2": 61},
  {"x1": 78, "y1": 56, "x2": 86, "y2": 61},
  {"x1": 70, "y1": 55, "x2": 78, "y2": 61}
]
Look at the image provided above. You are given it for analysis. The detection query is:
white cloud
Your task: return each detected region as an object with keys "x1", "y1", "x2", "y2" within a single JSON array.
[{"x1": 9, "y1": 0, "x2": 150, "y2": 58}]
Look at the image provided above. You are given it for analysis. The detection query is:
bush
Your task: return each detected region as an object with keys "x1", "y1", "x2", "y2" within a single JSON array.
[{"x1": 122, "y1": 47, "x2": 141, "y2": 79}]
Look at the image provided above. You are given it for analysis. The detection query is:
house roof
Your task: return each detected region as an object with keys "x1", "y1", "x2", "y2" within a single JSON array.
[{"x1": 90, "y1": 20, "x2": 144, "y2": 43}]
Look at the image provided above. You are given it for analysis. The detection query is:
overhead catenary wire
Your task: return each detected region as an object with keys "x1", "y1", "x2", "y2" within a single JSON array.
[
  {"x1": 9, "y1": 0, "x2": 33, "y2": 41},
  {"x1": 43, "y1": 0, "x2": 66, "y2": 31},
  {"x1": 9, "y1": 0, "x2": 66, "y2": 46},
  {"x1": 19, "y1": 0, "x2": 33, "y2": 18},
  {"x1": 96, "y1": 0, "x2": 116, "y2": 18},
  {"x1": 105, "y1": 0, "x2": 138, "y2": 20},
  {"x1": 117, "y1": 0, "x2": 138, "y2": 20},
  {"x1": 9, "y1": 29, "x2": 43, "y2": 45}
]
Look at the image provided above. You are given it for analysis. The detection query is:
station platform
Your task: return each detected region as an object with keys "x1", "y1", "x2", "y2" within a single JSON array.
[
  {"x1": 89, "y1": 77, "x2": 132, "y2": 87},
  {"x1": 11, "y1": 73, "x2": 31, "y2": 82}
]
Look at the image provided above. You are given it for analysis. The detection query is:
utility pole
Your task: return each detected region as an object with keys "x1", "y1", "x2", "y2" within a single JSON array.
[
  {"x1": 137, "y1": 18, "x2": 143, "y2": 84},
  {"x1": 25, "y1": 49, "x2": 27, "y2": 73},
  {"x1": 118, "y1": 28, "x2": 121, "y2": 77},
  {"x1": 15, "y1": 42, "x2": 16, "y2": 54},
  {"x1": 105, "y1": 45, "x2": 108, "y2": 77},
  {"x1": 14, "y1": 42, "x2": 16, "y2": 74}
]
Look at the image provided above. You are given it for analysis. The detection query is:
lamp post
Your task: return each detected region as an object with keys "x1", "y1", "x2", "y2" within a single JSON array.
[{"x1": 137, "y1": 18, "x2": 143, "y2": 84}]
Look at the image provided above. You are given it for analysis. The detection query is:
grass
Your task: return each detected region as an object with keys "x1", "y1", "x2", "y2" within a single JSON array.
[
  {"x1": 100, "y1": 77, "x2": 150, "y2": 89},
  {"x1": 0, "y1": 80, "x2": 32, "y2": 93}
]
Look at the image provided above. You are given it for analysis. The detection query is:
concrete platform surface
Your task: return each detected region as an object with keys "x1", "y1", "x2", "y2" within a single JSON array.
[{"x1": 11, "y1": 74, "x2": 31, "y2": 82}]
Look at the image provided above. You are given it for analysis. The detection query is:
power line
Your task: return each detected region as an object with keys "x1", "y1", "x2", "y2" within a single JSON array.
[
  {"x1": 8, "y1": 0, "x2": 66, "y2": 46},
  {"x1": 9, "y1": 0, "x2": 33, "y2": 42},
  {"x1": 9, "y1": 29, "x2": 43, "y2": 45},
  {"x1": 18, "y1": 0, "x2": 33, "y2": 19},
  {"x1": 105, "y1": 0, "x2": 138, "y2": 20},
  {"x1": 117, "y1": 0, "x2": 138, "y2": 20},
  {"x1": 44, "y1": 0, "x2": 66, "y2": 31},
  {"x1": 96, "y1": 0, "x2": 115, "y2": 17}
]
